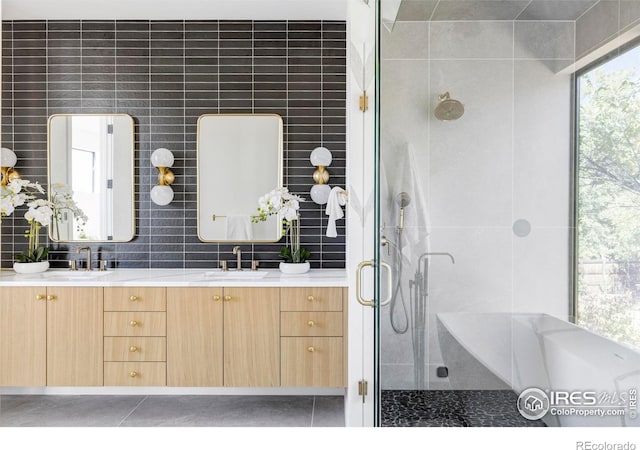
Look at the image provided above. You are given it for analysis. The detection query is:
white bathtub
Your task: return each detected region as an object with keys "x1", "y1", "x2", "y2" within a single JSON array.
[{"x1": 436, "y1": 313, "x2": 640, "y2": 427}]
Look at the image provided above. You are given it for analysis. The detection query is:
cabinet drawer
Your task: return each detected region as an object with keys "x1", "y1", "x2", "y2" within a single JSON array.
[
  {"x1": 281, "y1": 337, "x2": 343, "y2": 387},
  {"x1": 104, "y1": 287, "x2": 166, "y2": 312},
  {"x1": 104, "y1": 362, "x2": 166, "y2": 386},
  {"x1": 280, "y1": 287, "x2": 342, "y2": 312},
  {"x1": 280, "y1": 312, "x2": 342, "y2": 337},
  {"x1": 104, "y1": 312, "x2": 166, "y2": 337},
  {"x1": 104, "y1": 337, "x2": 166, "y2": 362}
]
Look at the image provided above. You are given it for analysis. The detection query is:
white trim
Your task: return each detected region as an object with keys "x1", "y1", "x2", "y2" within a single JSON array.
[
  {"x1": 1, "y1": 387, "x2": 345, "y2": 396},
  {"x1": 345, "y1": 0, "x2": 376, "y2": 428}
]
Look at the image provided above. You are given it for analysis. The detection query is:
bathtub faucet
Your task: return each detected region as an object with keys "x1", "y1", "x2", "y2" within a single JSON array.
[
  {"x1": 417, "y1": 252, "x2": 455, "y2": 266},
  {"x1": 416, "y1": 252, "x2": 455, "y2": 297}
]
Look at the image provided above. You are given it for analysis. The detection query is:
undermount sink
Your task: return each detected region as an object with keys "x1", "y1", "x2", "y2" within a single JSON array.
[
  {"x1": 42, "y1": 271, "x2": 112, "y2": 279},
  {"x1": 204, "y1": 270, "x2": 269, "y2": 279}
]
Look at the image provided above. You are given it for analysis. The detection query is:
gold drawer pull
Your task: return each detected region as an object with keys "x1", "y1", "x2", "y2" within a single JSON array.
[
  {"x1": 36, "y1": 294, "x2": 46, "y2": 301},
  {"x1": 129, "y1": 371, "x2": 138, "y2": 378},
  {"x1": 307, "y1": 320, "x2": 315, "y2": 327},
  {"x1": 307, "y1": 295, "x2": 314, "y2": 302},
  {"x1": 213, "y1": 295, "x2": 221, "y2": 301},
  {"x1": 307, "y1": 346, "x2": 315, "y2": 353},
  {"x1": 129, "y1": 346, "x2": 139, "y2": 352},
  {"x1": 129, "y1": 295, "x2": 139, "y2": 302},
  {"x1": 224, "y1": 295, "x2": 232, "y2": 302},
  {"x1": 129, "y1": 320, "x2": 139, "y2": 327},
  {"x1": 47, "y1": 294, "x2": 56, "y2": 301}
]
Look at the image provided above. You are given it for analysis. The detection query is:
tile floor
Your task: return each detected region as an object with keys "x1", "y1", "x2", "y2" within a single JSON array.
[{"x1": 0, "y1": 395, "x2": 345, "y2": 427}]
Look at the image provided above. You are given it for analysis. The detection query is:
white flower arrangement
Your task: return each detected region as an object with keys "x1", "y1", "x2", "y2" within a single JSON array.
[
  {"x1": 1, "y1": 179, "x2": 54, "y2": 262},
  {"x1": 252, "y1": 187, "x2": 310, "y2": 263}
]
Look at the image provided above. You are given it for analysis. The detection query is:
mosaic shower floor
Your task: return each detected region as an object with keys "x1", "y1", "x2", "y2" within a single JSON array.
[{"x1": 381, "y1": 390, "x2": 546, "y2": 427}]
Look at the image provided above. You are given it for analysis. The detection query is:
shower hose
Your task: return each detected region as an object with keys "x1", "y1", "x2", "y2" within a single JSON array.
[{"x1": 389, "y1": 228, "x2": 409, "y2": 334}]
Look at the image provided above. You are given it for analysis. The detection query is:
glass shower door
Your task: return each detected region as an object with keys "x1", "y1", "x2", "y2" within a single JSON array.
[{"x1": 374, "y1": 0, "x2": 579, "y2": 428}]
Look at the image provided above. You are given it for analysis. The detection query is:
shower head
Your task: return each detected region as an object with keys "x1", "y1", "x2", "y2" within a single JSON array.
[
  {"x1": 396, "y1": 192, "x2": 411, "y2": 208},
  {"x1": 434, "y1": 92, "x2": 464, "y2": 121}
]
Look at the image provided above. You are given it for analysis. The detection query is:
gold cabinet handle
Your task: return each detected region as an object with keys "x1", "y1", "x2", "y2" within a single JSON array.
[
  {"x1": 36, "y1": 294, "x2": 46, "y2": 301},
  {"x1": 224, "y1": 295, "x2": 232, "y2": 302},
  {"x1": 129, "y1": 346, "x2": 138, "y2": 352},
  {"x1": 129, "y1": 295, "x2": 139, "y2": 302},
  {"x1": 213, "y1": 295, "x2": 221, "y2": 301},
  {"x1": 307, "y1": 346, "x2": 315, "y2": 353},
  {"x1": 129, "y1": 320, "x2": 138, "y2": 327},
  {"x1": 129, "y1": 371, "x2": 138, "y2": 378},
  {"x1": 307, "y1": 295, "x2": 314, "y2": 302},
  {"x1": 307, "y1": 320, "x2": 315, "y2": 327},
  {"x1": 46, "y1": 294, "x2": 57, "y2": 301}
]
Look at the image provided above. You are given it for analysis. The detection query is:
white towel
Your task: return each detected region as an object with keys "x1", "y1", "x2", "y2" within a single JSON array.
[
  {"x1": 225, "y1": 215, "x2": 253, "y2": 240},
  {"x1": 325, "y1": 187, "x2": 347, "y2": 238}
]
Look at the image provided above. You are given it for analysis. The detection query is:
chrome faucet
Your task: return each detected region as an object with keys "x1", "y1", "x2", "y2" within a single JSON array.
[
  {"x1": 77, "y1": 246, "x2": 92, "y2": 271},
  {"x1": 232, "y1": 246, "x2": 243, "y2": 271}
]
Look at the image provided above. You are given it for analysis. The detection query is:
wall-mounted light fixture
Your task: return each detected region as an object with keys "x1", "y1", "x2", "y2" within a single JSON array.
[
  {"x1": 310, "y1": 146, "x2": 332, "y2": 205},
  {"x1": 150, "y1": 147, "x2": 175, "y2": 206},
  {"x1": 0, "y1": 147, "x2": 19, "y2": 186}
]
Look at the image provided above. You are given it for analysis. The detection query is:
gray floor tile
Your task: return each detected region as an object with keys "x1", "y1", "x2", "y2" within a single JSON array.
[
  {"x1": 312, "y1": 396, "x2": 345, "y2": 427},
  {"x1": 0, "y1": 395, "x2": 145, "y2": 427},
  {"x1": 120, "y1": 395, "x2": 315, "y2": 427}
]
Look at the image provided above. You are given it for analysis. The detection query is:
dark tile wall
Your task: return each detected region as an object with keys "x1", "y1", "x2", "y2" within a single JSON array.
[{"x1": 1, "y1": 20, "x2": 346, "y2": 269}]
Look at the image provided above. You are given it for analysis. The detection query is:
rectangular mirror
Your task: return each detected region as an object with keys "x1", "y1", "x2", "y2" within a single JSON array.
[
  {"x1": 197, "y1": 114, "x2": 283, "y2": 242},
  {"x1": 48, "y1": 114, "x2": 135, "y2": 242}
]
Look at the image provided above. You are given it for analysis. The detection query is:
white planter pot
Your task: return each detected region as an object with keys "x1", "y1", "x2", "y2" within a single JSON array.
[
  {"x1": 13, "y1": 261, "x2": 49, "y2": 274},
  {"x1": 279, "y1": 261, "x2": 310, "y2": 274}
]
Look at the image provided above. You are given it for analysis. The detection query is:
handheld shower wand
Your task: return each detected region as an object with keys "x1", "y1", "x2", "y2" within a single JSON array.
[
  {"x1": 396, "y1": 192, "x2": 411, "y2": 232},
  {"x1": 387, "y1": 192, "x2": 412, "y2": 334}
]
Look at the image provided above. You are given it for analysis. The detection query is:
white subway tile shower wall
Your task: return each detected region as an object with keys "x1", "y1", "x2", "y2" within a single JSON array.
[{"x1": 0, "y1": 20, "x2": 346, "y2": 269}]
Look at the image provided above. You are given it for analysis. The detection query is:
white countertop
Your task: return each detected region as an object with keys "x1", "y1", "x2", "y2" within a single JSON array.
[{"x1": 0, "y1": 268, "x2": 348, "y2": 287}]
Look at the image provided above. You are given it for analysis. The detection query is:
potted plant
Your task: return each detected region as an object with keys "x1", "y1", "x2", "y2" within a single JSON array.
[
  {"x1": 252, "y1": 187, "x2": 311, "y2": 274},
  {"x1": 1, "y1": 179, "x2": 54, "y2": 273}
]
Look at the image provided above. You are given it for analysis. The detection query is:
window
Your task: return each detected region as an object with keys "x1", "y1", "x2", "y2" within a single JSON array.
[{"x1": 576, "y1": 43, "x2": 640, "y2": 351}]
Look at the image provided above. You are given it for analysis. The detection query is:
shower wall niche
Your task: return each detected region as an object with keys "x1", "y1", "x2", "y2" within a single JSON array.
[{"x1": 379, "y1": 19, "x2": 574, "y2": 390}]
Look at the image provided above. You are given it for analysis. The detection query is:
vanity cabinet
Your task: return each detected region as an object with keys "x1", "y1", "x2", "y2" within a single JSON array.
[
  {"x1": 223, "y1": 287, "x2": 280, "y2": 387},
  {"x1": 167, "y1": 288, "x2": 224, "y2": 387},
  {"x1": 103, "y1": 287, "x2": 167, "y2": 386},
  {"x1": 47, "y1": 287, "x2": 103, "y2": 386},
  {"x1": 167, "y1": 287, "x2": 279, "y2": 387},
  {"x1": 0, "y1": 283, "x2": 346, "y2": 389},
  {"x1": 0, "y1": 287, "x2": 47, "y2": 386},
  {"x1": 280, "y1": 287, "x2": 346, "y2": 387},
  {"x1": 0, "y1": 287, "x2": 103, "y2": 387}
]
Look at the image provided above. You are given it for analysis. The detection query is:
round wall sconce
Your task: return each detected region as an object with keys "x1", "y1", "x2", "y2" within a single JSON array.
[
  {"x1": 310, "y1": 146, "x2": 332, "y2": 205},
  {"x1": 1, "y1": 147, "x2": 19, "y2": 186},
  {"x1": 150, "y1": 147, "x2": 175, "y2": 206}
]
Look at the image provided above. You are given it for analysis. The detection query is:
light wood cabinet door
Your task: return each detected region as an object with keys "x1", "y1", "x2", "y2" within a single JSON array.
[
  {"x1": 281, "y1": 312, "x2": 343, "y2": 337},
  {"x1": 167, "y1": 288, "x2": 223, "y2": 387},
  {"x1": 47, "y1": 287, "x2": 103, "y2": 386},
  {"x1": 104, "y1": 312, "x2": 166, "y2": 336},
  {"x1": 104, "y1": 337, "x2": 166, "y2": 362},
  {"x1": 281, "y1": 287, "x2": 343, "y2": 312},
  {"x1": 104, "y1": 362, "x2": 166, "y2": 386},
  {"x1": 104, "y1": 287, "x2": 166, "y2": 311},
  {"x1": 281, "y1": 337, "x2": 343, "y2": 387},
  {"x1": 224, "y1": 287, "x2": 280, "y2": 387},
  {"x1": 0, "y1": 287, "x2": 47, "y2": 386}
]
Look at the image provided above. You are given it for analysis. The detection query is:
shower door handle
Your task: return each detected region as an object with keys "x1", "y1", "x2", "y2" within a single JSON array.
[
  {"x1": 378, "y1": 262, "x2": 393, "y2": 306},
  {"x1": 355, "y1": 260, "x2": 393, "y2": 307},
  {"x1": 356, "y1": 260, "x2": 375, "y2": 307}
]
